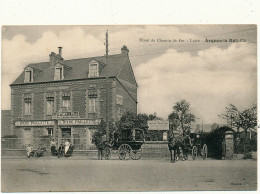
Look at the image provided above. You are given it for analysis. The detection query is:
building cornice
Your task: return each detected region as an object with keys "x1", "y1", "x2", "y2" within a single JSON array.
[{"x1": 10, "y1": 76, "x2": 117, "y2": 87}]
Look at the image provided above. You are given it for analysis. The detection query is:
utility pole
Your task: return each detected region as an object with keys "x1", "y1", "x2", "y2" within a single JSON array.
[{"x1": 105, "y1": 30, "x2": 109, "y2": 141}]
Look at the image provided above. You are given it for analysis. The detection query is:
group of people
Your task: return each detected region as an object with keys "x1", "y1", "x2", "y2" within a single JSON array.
[
  {"x1": 26, "y1": 139, "x2": 74, "y2": 158},
  {"x1": 51, "y1": 139, "x2": 74, "y2": 158},
  {"x1": 26, "y1": 144, "x2": 46, "y2": 158}
]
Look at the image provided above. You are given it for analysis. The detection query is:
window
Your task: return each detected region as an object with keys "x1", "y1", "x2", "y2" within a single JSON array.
[
  {"x1": 89, "y1": 63, "x2": 98, "y2": 77},
  {"x1": 62, "y1": 96, "x2": 70, "y2": 110},
  {"x1": 46, "y1": 97, "x2": 54, "y2": 115},
  {"x1": 88, "y1": 90, "x2": 97, "y2": 113},
  {"x1": 24, "y1": 98, "x2": 31, "y2": 114},
  {"x1": 89, "y1": 98, "x2": 97, "y2": 112},
  {"x1": 116, "y1": 95, "x2": 123, "y2": 105},
  {"x1": 117, "y1": 107, "x2": 123, "y2": 118},
  {"x1": 55, "y1": 67, "x2": 63, "y2": 80},
  {"x1": 25, "y1": 70, "x2": 32, "y2": 82},
  {"x1": 47, "y1": 128, "x2": 53, "y2": 136}
]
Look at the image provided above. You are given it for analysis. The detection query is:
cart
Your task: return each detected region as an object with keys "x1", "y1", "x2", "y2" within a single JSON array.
[
  {"x1": 102, "y1": 128, "x2": 145, "y2": 160},
  {"x1": 183, "y1": 132, "x2": 208, "y2": 160}
]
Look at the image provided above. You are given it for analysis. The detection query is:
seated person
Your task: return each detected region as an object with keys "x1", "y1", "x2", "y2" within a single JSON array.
[
  {"x1": 65, "y1": 144, "x2": 74, "y2": 157},
  {"x1": 35, "y1": 145, "x2": 46, "y2": 158},
  {"x1": 26, "y1": 144, "x2": 34, "y2": 158},
  {"x1": 58, "y1": 144, "x2": 64, "y2": 158},
  {"x1": 50, "y1": 139, "x2": 58, "y2": 156}
]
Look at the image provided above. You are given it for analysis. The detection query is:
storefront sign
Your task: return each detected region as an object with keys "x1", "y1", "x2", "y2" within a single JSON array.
[
  {"x1": 15, "y1": 120, "x2": 54, "y2": 127},
  {"x1": 52, "y1": 112, "x2": 80, "y2": 119},
  {"x1": 148, "y1": 120, "x2": 169, "y2": 130},
  {"x1": 58, "y1": 119, "x2": 101, "y2": 126}
]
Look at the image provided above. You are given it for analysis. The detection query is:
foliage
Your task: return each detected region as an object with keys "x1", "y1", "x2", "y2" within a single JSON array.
[
  {"x1": 243, "y1": 152, "x2": 253, "y2": 159},
  {"x1": 204, "y1": 126, "x2": 235, "y2": 159},
  {"x1": 145, "y1": 130, "x2": 166, "y2": 141},
  {"x1": 116, "y1": 111, "x2": 158, "y2": 133},
  {"x1": 168, "y1": 100, "x2": 196, "y2": 136},
  {"x1": 116, "y1": 111, "x2": 164, "y2": 140},
  {"x1": 92, "y1": 119, "x2": 117, "y2": 149},
  {"x1": 220, "y1": 104, "x2": 257, "y2": 135},
  {"x1": 211, "y1": 123, "x2": 219, "y2": 131}
]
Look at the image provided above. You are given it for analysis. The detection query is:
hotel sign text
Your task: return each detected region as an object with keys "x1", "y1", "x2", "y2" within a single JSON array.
[
  {"x1": 52, "y1": 112, "x2": 80, "y2": 119},
  {"x1": 15, "y1": 120, "x2": 54, "y2": 127},
  {"x1": 58, "y1": 119, "x2": 101, "y2": 126}
]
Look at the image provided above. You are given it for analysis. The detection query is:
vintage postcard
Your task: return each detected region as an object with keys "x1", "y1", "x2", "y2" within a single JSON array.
[{"x1": 1, "y1": 25, "x2": 257, "y2": 192}]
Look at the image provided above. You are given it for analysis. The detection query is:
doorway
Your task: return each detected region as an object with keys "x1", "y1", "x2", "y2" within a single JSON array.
[{"x1": 61, "y1": 128, "x2": 71, "y2": 143}]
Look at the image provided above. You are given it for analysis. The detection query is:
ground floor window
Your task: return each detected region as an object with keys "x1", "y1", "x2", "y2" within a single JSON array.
[
  {"x1": 47, "y1": 128, "x2": 53, "y2": 136},
  {"x1": 61, "y1": 128, "x2": 71, "y2": 141}
]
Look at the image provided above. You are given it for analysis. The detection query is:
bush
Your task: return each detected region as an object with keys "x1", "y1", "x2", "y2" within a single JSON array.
[{"x1": 243, "y1": 152, "x2": 253, "y2": 159}]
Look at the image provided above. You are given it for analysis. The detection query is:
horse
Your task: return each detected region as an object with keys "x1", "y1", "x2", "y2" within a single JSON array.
[{"x1": 168, "y1": 134, "x2": 186, "y2": 163}]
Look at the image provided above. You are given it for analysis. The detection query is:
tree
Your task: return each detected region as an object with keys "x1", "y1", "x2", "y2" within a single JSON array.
[
  {"x1": 195, "y1": 124, "x2": 201, "y2": 133},
  {"x1": 220, "y1": 103, "x2": 257, "y2": 155},
  {"x1": 116, "y1": 111, "x2": 149, "y2": 133},
  {"x1": 220, "y1": 103, "x2": 257, "y2": 136},
  {"x1": 117, "y1": 111, "x2": 164, "y2": 141},
  {"x1": 211, "y1": 123, "x2": 219, "y2": 131},
  {"x1": 92, "y1": 119, "x2": 117, "y2": 149},
  {"x1": 168, "y1": 100, "x2": 196, "y2": 136}
]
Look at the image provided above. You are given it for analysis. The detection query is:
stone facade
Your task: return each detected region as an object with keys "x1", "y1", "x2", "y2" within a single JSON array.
[{"x1": 10, "y1": 47, "x2": 137, "y2": 150}]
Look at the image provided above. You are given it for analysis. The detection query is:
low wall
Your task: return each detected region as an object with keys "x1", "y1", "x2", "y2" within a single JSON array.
[{"x1": 1, "y1": 141, "x2": 170, "y2": 159}]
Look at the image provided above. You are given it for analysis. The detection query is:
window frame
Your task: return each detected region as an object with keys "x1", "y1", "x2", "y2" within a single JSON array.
[
  {"x1": 54, "y1": 66, "x2": 63, "y2": 80},
  {"x1": 88, "y1": 62, "x2": 99, "y2": 78},
  {"x1": 116, "y1": 95, "x2": 123, "y2": 105},
  {"x1": 24, "y1": 98, "x2": 32, "y2": 115},
  {"x1": 89, "y1": 98, "x2": 97, "y2": 113},
  {"x1": 46, "y1": 97, "x2": 54, "y2": 115},
  {"x1": 62, "y1": 96, "x2": 71, "y2": 111}
]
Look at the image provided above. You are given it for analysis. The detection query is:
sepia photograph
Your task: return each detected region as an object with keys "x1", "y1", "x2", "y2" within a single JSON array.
[{"x1": 1, "y1": 25, "x2": 257, "y2": 192}]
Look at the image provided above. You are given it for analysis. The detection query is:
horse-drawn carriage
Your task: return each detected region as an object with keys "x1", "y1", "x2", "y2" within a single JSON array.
[
  {"x1": 102, "y1": 128, "x2": 145, "y2": 160},
  {"x1": 183, "y1": 132, "x2": 208, "y2": 160},
  {"x1": 168, "y1": 130, "x2": 208, "y2": 162}
]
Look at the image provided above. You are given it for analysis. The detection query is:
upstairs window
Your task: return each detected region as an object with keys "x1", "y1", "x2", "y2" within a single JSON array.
[
  {"x1": 46, "y1": 97, "x2": 54, "y2": 115},
  {"x1": 116, "y1": 95, "x2": 123, "y2": 105},
  {"x1": 89, "y1": 98, "x2": 97, "y2": 113},
  {"x1": 62, "y1": 95, "x2": 71, "y2": 111},
  {"x1": 55, "y1": 67, "x2": 63, "y2": 80},
  {"x1": 88, "y1": 90, "x2": 98, "y2": 113},
  {"x1": 89, "y1": 63, "x2": 99, "y2": 77},
  {"x1": 24, "y1": 97, "x2": 32, "y2": 114},
  {"x1": 25, "y1": 70, "x2": 33, "y2": 83}
]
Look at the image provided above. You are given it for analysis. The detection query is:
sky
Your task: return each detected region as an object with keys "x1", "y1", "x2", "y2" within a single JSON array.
[{"x1": 1, "y1": 25, "x2": 257, "y2": 124}]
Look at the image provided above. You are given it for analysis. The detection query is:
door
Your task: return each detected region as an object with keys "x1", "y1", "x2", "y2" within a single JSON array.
[{"x1": 61, "y1": 128, "x2": 71, "y2": 143}]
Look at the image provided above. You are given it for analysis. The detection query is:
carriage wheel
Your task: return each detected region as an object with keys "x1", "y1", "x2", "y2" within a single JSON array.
[
  {"x1": 103, "y1": 147, "x2": 111, "y2": 160},
  {"x1": 202, "y1": 144, "x2": 208, "y2": 160},
  {"x1": 192, "y1": 146, "x2": 197, "y2": 160},
  {"x1": 118, "y1": 144, "x2": 132, "y2": 160},
  {"x1": 130, "y1": 148, "x2": 142, "y2": 160}
]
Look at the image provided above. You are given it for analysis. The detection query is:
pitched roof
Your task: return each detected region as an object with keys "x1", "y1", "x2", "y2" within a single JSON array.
[{"x1": 11, "y1": 53, "x2": 129, "y2": 85}]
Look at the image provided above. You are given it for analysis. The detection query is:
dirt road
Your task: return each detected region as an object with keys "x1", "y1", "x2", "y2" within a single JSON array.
[{"x1": 1, "y1": 157, "x2": 257, "y2": 192}]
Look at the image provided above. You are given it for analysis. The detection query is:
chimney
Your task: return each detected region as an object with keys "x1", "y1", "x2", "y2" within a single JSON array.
[
  {"x1": 49, "y1": 47, "x2": 63, "y2": 66},
  {"x1": 121, "y1": 45, "x2": 129, "y2": 55},
  {"x1": 58, "y1": 47, "x2": 62, "y2": 57}
]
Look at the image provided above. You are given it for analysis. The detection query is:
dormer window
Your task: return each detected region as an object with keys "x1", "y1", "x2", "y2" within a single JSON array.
[
  {"x1": 54, "y1": 66, "x2": 63, "y2": 80},
  {"x1": 25, "y1": 71, "x2": 32, "y2": 82},
  {"x1": 88, "y1": 62, "x2": 99, "y2": 77},
  {"x1": 24, "y1": 68, "x2": 33, "y2": 83}
]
